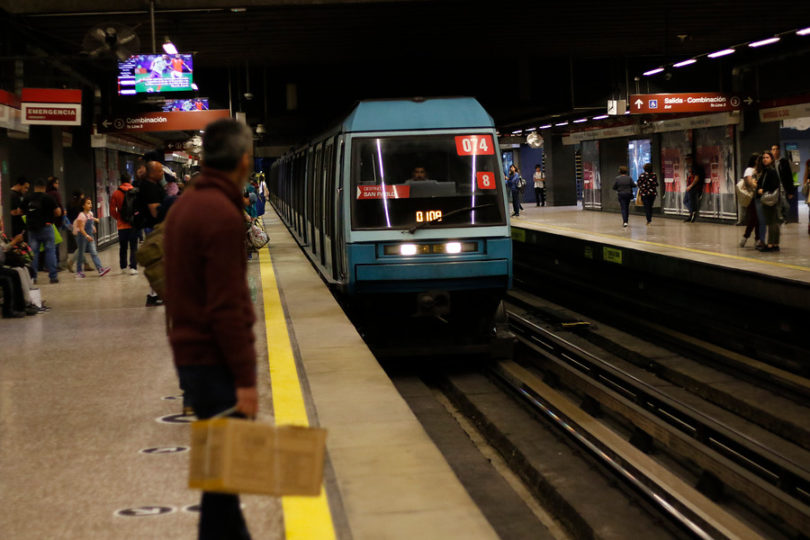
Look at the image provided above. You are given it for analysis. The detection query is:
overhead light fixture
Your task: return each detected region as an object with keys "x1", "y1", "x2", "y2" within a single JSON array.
[
  {"x1": 555, "y1": 121, "x2": 569, "y2": 127},
  {"x1": 643, "y1": 67, "x2": 665, "y2": 76},
  {"x1": 525, "y1": 127, "x2": 536, "y2": 132},
  {"x1": 573, "y1": 118, "x2": 588, "y2": 123},
  {"x1": 539, "y1": 124, "x2": 552, "y2": 129},
  {"x1": 797, "y1": 27, "x2": 810, "y2": 36},
  {"x1": 191, "y1": 83, "x2": 199, "y2": 91},
  {"x1": 230, "y1": 7, "x2": 247, "y2": 12},
  {"x1": 592, "y1": 115, "x2": 609, "y2": 120},
  {"x1": 162, "y1": 37, "x2": 178, "y2": 55},
  {"x1": 708, "y1": 48, "x2": 735, "y2": 58},
  {"x1": 673, "y1": 58, "x2": 697, "y2": 68},
  {"x1": 749, "y1": 36, "x2": 780, "y2": 48},
  {"x1": 511, "y1": 130, "x2": 522, "y2": 134}
]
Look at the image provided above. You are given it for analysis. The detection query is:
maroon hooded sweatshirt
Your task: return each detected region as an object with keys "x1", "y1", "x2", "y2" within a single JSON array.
[{"x1": 164, "y1": 168, "x2": 256, "y2": 388}]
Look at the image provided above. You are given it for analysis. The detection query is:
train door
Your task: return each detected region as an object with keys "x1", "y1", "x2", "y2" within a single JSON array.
[
  {"x1": 333, "y1": 137, "x2": 346, "y2": 281},
  {"x1": 322, "y1": 138, "x2": 335, "y2": 270},
  {"x1": 312, "y1": 144, "x2": 323, "y2": 258},
  {"x1": 304, "y1": 147, "x2": 313, "y2": 246}
]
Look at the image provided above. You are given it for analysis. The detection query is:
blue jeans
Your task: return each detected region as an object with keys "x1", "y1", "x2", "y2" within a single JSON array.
[
  {"x1": 511, "y1": 189, "x2": 520, "y2": 215},
  {"x1": 76, "y1": 235, "x2": 103, "y2": 273},
  {"x1": 617, "y1": 192, "x2": 633, "y2": 223},
  {"x1": 118, "y1": 228, "x2": 139, "y2": 270},
  {"x1": 28, "y1": 226, "x2": 58, "y2": 280},
  {"x1": 177, "y1": 365, "x2": 251, "y2": 540}
]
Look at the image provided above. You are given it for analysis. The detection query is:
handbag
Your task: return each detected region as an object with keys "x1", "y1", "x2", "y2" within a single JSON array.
[
  {"x1": 246, "y1": 219, "x2": 269, "y2": 250},
  {"x1": 635, "y1": 191, "x2": 643, "y2": 206},
  {"x1": 760, "y1": 188, "x2": 780, "y2": 207},
  {"x1": 736, "y1": 179, "x2": 753, "y2": 207}
]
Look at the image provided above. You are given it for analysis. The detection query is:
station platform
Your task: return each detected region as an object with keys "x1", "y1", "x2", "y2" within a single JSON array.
[
  {"x1": 511, "y1": 204, "x2": 810, "y2": 285},
  {"x1": 0, "y1": 212, "x2": 497, "y2": 539}
]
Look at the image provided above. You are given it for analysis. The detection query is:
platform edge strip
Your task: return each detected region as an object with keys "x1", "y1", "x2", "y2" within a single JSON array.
[{"x1": 259, "y1": 245, "x2": 337, "y2": 540}]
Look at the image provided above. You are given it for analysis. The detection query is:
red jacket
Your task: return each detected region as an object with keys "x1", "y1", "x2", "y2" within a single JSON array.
[
  {"x1": 110, "y1": 182, "x2": 134, "y2": 230},
  {"x1": 163, "y1": 169, "x2": 256, "y2": 388}
]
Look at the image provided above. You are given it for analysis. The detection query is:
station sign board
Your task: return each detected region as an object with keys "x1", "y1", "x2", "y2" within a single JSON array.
[
  {"x1": 630, "y1": 93, "x2": 746, "y2": 114},
  {"x1": 21, "y1": 88, "x2": 82, "y2": 126},
  {"x1": 97, "y1": 109, "x2": 230, "y2": 133}
]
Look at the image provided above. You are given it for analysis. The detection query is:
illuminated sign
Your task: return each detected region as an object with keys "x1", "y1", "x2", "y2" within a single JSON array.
[
  {"x1": 454, "y1": 135, "x2": 494, "y2": 155},
  {"x1": 415, "y1": 210, "x2": 442, "y2": 223},
  {"x1": 476, "y1": 171, "x2": 496, "y2": 189},
  {"x1": 630, "y1": 93, "x2": 740, "y2": 114},
  {"x1": 356, "y1": 185, "x2": 410, "y2": 199}
]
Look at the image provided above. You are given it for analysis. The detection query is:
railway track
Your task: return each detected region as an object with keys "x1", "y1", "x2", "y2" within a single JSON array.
[{"x1": 487, "y1": 293, "x2": 810, "y2": 538}]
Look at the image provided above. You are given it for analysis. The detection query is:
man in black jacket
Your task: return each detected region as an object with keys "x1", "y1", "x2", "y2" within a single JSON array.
[
  {"x1": 771, "y1": 144, "x2": 797, "y2": 223},
  {"x1": 23, "y1": 179, "x2": 62, "y2": 284}
]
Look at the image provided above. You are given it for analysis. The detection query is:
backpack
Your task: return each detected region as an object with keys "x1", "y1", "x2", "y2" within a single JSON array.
[
  {"x1": 517, "y1": 176, "x2": 527, "y2": 190},
  {"x1": 119, "y1": 187, "x2": 142, "y2": 227},
  {"x1": 135, "y1": 223, "x2": 166, "y2": 299},
  {"x1": 24, "y1": 194, "x2": 47, "y2": 231}
]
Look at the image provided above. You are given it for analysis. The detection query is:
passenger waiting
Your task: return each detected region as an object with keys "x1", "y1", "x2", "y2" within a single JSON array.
[
  {"x1": 754, "y1": 150, "x2": 782, "y2": 252},
  {"x1": 737, "y1": 154, "x2": 761, "y2": 249}
]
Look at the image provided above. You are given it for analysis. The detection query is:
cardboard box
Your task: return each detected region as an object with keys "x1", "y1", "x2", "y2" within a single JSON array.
[{"x1": 189, "y1": 417, "x2": 327, "y2": 496}]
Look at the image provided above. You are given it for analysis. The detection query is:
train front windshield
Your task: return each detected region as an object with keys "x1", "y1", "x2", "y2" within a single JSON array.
[{"x1": 351, "y1": 134, "x2": 506, "y2": 230}]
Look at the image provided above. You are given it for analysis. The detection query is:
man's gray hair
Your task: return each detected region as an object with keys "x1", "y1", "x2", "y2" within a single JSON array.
[{"x1": 202, "y1": 119, "x2": 253, "y2": 171}]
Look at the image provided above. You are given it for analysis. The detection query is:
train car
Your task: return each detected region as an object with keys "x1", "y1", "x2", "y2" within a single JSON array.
[{"x1": 268, "y1": 97, "x2": 512, "y2": 351}]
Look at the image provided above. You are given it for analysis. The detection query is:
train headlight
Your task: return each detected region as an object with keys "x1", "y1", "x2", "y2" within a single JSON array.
[
  {"x1": 445, "y1": 242, "x2": 462, "y2": 254},
  {"x1": 400, "y1": 244, "x2": 418, "y2": 256}
]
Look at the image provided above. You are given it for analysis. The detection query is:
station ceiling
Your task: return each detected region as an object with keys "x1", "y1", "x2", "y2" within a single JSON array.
[{"x1": 3, "y1": 1, "x2": 810, "y2": 145}]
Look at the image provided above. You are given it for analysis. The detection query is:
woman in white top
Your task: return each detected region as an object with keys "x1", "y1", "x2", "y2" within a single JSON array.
[
  {"x1": 738, "y1": 153, "x2": 761, "y2": 248},
  {"x1": 533, "y1": 165, "x2": 546, "y2": 207}
]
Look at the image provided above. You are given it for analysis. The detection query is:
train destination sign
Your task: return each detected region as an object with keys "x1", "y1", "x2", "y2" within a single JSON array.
[{"x1": 630, "y1": 93, "x2": 747, "y2": 114}]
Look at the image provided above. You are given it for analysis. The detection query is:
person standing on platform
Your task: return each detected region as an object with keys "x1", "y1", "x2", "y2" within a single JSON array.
[
  {"x1": 506, "y1": 165, "x2": 521, "y2": 217},
  {"x1": 110, "y1": 173, "x2": 139, "y2": 275},
  {"x1": 164, "y1": 119, "x2": 257, "y2": 540},
  {"x1": 755, "y1": 150, "x2": 782, "y2": 252},
  {"x1": 683, "y1": 154, "x2": 705, "y2": 222},
  {"x1": 533, "y1": 164, "x2": 546, "y2": 207},
  {"x1": 738, "y1": 154, "x2": 761, "y2": 248},
  {"x1": 636, "y1": 162, "x2": 658, "y2": 225},
  {"x1": 612, "y1": 165, "x2": 636, "y2": 228},
  {"x1": 23, "y1": 179, "x2": 62, "y2": 284},
  {"x1": 72, "y1": 197, "x2": 111, "y2": 279},
  {"x1": 138, "y1": 158, "x2": 166, "y2": 306},
  {"x1": 46, "y1": 176, "x2": 67, "y2": 270},
  {"x1": 772, "y1": 144, "x2": 797, "y2": 223},
  {"x1": 9, "y1": 177, "x2": 29, "y2": 238}
]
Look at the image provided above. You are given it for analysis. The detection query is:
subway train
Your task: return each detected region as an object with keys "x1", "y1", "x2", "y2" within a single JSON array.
[{"x1": 268, "y1": 97, "x2": 513, "y2": 353}]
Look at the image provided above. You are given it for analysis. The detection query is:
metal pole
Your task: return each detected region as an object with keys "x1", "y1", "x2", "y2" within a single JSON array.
[
  {"x1": 228, "y1": 67, "x2": 233, "y2": 116},
  {"x1": 149, "y1": 0, "x2": 156, "y2": 54}
]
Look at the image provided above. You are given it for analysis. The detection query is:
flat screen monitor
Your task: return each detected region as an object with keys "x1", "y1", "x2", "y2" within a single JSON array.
[
  {"x1": 118, "y1": 54, "x2": 194, "y2": 95},
  {"x1": 162, "y1": 98, "x2": 209, "y2": 112}
]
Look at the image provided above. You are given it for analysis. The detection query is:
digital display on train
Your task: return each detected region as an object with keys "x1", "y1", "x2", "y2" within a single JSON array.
[{"x1": 118, "y1": 54, "x2": 194, "y2": 95}]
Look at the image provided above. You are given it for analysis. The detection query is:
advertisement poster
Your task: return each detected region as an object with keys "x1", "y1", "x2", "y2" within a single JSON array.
[
  {"x1": 581, "y1": 140, "x2": 601, "y2": 209},
  {"x1": 660, "y1": 130, "x2": 691, "y2": 216},
  {"x1": 695, "y1": 126, "x2": 736, "y2": 220}
]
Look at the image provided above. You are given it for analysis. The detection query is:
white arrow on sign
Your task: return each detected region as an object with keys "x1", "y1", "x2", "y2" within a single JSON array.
[
  {"x1": 744, "y1": 97, "x2": 754, "y2": 105},
  {"x1": 635, "y1": 99, "x2": 643, "y2": 109},
  {"x1": 102, "y1": 119, "x2": 112, "y2": 128}
]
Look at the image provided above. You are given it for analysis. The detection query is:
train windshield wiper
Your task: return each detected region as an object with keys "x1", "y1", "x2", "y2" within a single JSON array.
[{"x1": 406, "y1": 203, "x2": 495, "y2": 234}]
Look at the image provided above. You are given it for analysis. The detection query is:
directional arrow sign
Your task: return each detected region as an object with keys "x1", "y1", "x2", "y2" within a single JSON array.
[
  {"x1": 744, "y1": 97, "x2": 754, "y2": 105},
  {"x1": 98, "y1": 109, "x2": 230, "y2": 133},
  {"x1": 630, "y1": 93, "x2": 740, "y2": 114},
  {"x1": 101, "y1": 119, "x2": 112, "y2": 128}
]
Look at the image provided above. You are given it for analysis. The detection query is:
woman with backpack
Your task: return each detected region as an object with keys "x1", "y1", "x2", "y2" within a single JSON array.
[
  {"x1": 507, "y1": 165, "x2": 522, "y2": 217},
  {"x1": 110, "y1": 173, "x2": 140, "y2": 275}
]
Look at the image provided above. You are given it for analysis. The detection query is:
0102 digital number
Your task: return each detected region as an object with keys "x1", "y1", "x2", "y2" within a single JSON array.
[
  {"x1": 416, "y1": 210, "x2": 442, "y2": 223},
  {"x1": 455, "y1": 135, "x2": 494, "y2": 156}
]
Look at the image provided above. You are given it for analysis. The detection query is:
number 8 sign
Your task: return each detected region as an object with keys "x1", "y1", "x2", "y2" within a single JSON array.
[
  {"x1": 477, "y1": 171, "x2": 496, "y2": 189},
  {"x1": 455, "y1": 135, "x2": 494, "y2": 156}
]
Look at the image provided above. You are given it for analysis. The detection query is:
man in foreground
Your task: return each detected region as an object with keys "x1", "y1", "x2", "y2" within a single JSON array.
[{"x1": 164, "y1": 119, "x2": 258, "y2": 540}]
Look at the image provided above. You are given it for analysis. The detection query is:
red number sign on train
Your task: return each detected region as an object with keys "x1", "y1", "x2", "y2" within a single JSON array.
[
  {"x1": 455, "y1": 135, "x2": 494, "y2": 156},
  {"x1": 476, "y1": 171, "x2": 496, "y2": 189}
]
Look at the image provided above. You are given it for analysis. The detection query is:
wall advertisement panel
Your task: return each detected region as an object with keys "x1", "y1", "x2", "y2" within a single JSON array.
[
  {"x1": 695, "y1": 126, "x2": 736, "y2": 220},
  {"x1": 660, "y1": 131, "x2": 690, "y2": 216},
  {"x1": 581, "y1": 140, "x2": 601, "y2": 209}
]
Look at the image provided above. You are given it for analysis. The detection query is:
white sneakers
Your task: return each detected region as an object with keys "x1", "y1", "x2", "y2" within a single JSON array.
[{"x1": 129, "y1": 268, "x2": 138, "y2": 275}]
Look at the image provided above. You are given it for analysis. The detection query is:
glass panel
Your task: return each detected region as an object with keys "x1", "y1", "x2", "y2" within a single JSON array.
[
  {"x1": 582, "y1": 140, "x2": 601, "y2": 209},
  {"x1": 628, "y1": 139, "x2": 651, "y2": 183},
  {"x1": 351, "y1": 135, "x2": 506, "y2": 230},
  {"x1": 660, "y1": 130, "x2": 691, "y2": 216},
  {"x1": 695, "y1": 126, "x2": 736, "y2": 220}
]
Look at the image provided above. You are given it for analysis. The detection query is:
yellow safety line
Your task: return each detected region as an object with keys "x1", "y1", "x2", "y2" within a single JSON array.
[
  {"x1": 519, "y1": 220, "x2": 810, "y2": 273},
  {"x1": 259, "y1": 246, "x2": 336, "y2": 540}
]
